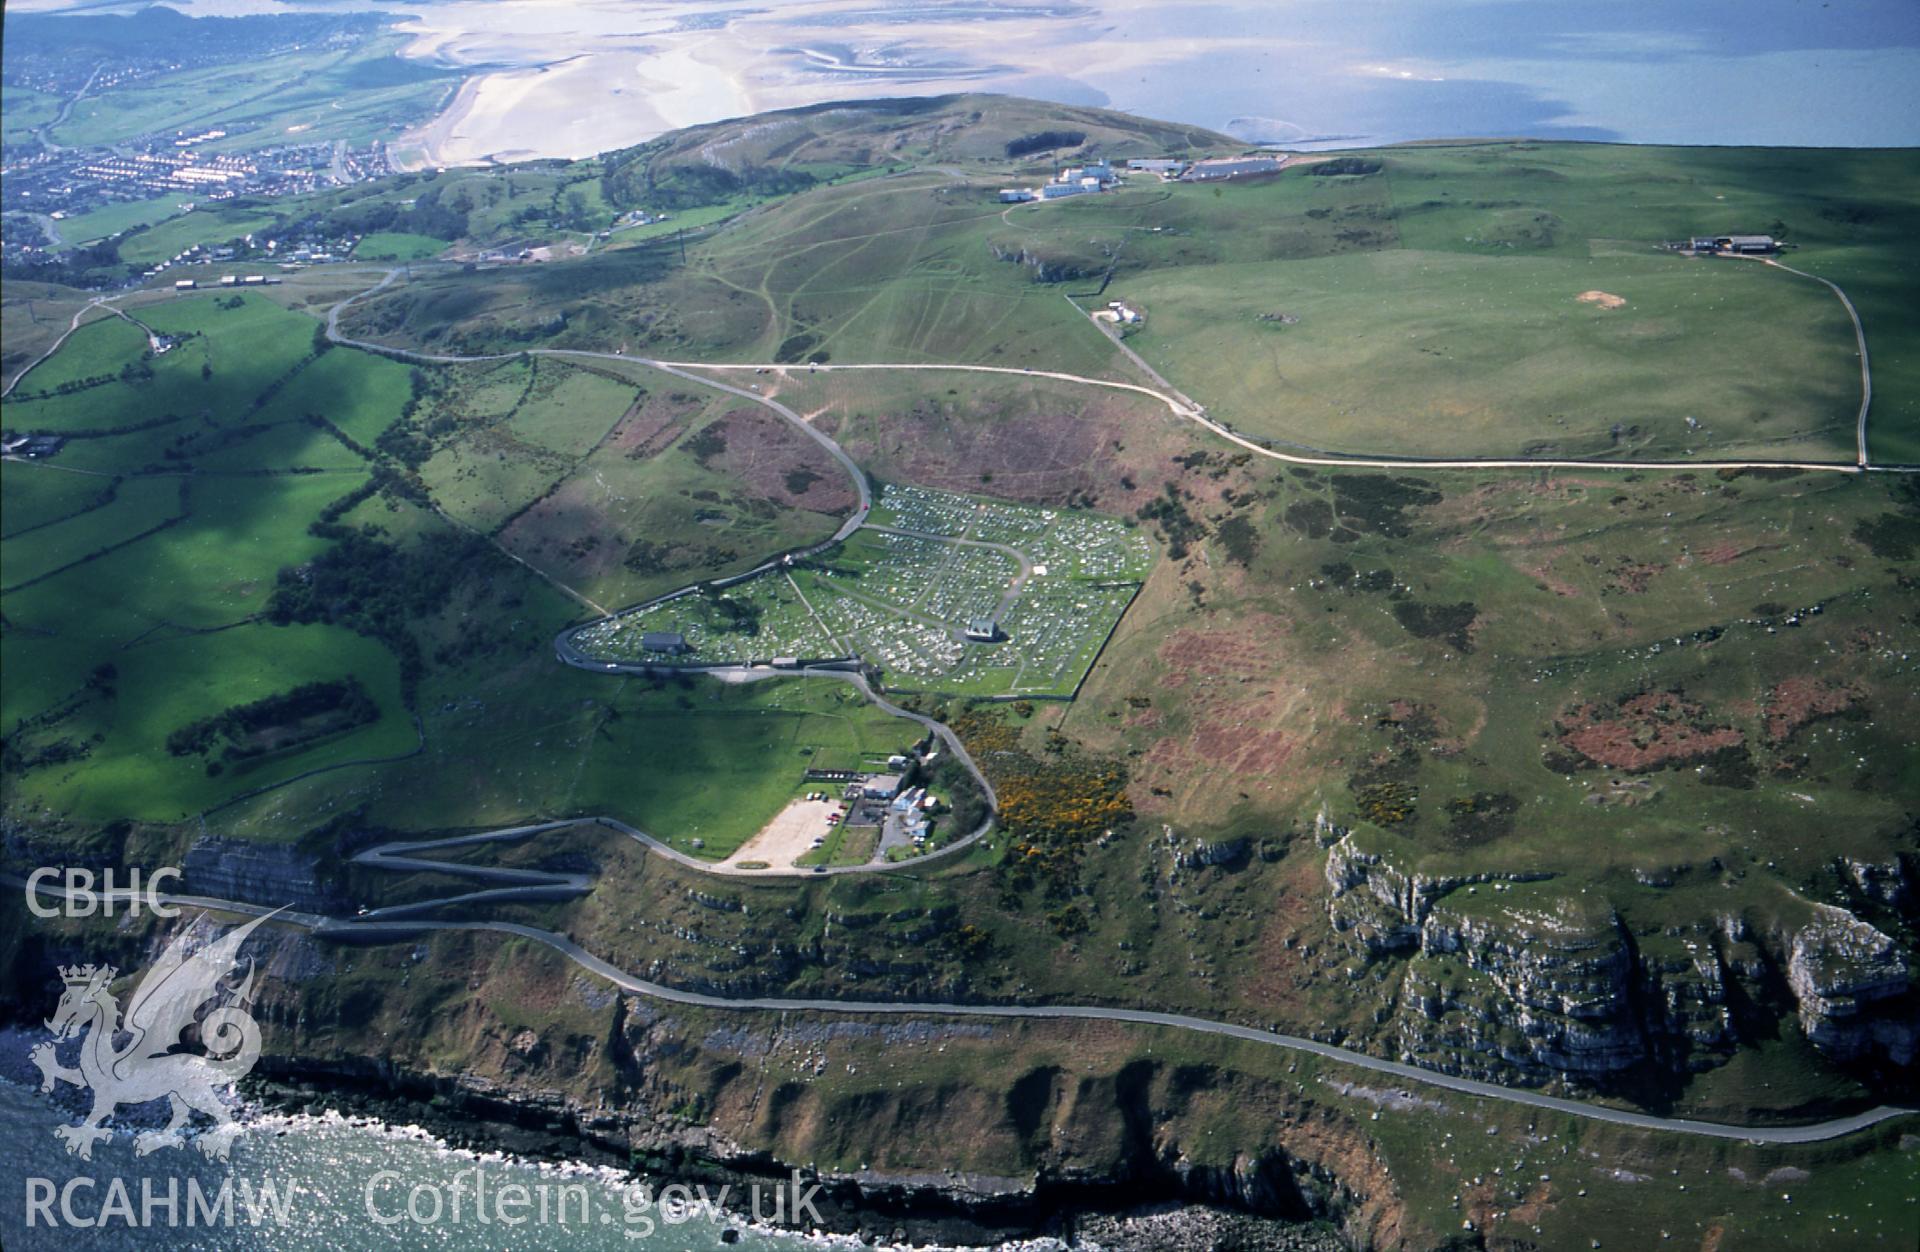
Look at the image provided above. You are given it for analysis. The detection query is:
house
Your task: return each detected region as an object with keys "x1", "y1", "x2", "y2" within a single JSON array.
[{"x1": 640, "y1": 631, "x2": 689, "y2": 654}]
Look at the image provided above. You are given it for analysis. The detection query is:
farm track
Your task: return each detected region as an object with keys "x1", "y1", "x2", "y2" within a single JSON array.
[
  {"x1": 315, "y1": 258, "x2": 1909, "y2": 877},
  {"x1": 15, "y1": 261, "x2": 1908, "y2": 1145}
]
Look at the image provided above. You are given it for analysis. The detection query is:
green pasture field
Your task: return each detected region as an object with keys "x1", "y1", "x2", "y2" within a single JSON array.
[
  {"x1": 406, "y1": 359, "x2": 846, "y2": 606},
  {"x1": 0, "y1": 291, "x2": 433, "y2": 822},
  {"x1": 605, "y1": 201, "x2": 741, "y2": 244},
  {"x1": 1121, "y1": 246, "x2": 1858, "y2": 460},
  {"x1": 0, "y1": 474, "x2": 185, "y2": 590},
  {"x1": 118, "y1": 205, "x2": 285, "y2": 266},
  {"x1": 2, "y1": 282, "x2": 104, "y2": 390},
  {"x1": 0, "y1": 463, "x2": 119, "y2": 537},
  {"x1": 55, "y1": 196, "x2": 200, "y2": 248},
  {"x1": 3, "y1": 315, "x2": 151, "y2": 403},
  {"x1": 5, "y1": 622, "x2": 411, "y2": 823},
  {"x1": 352, "y1": 231, "x2": 446, "y2": 262},
  {"x1": 567, "y1": 679, "x2": 916, "y2": 859},
  {"x1": 261, "y1": 343, "x2": 414, "y2": 446},
  {"x1": 3, "y1": 294, "x2": 330, "y2": 470},
  {"x1": 49, "y1": 34, "x2": 453, "y2": 153},
  {"x1": 1, "y1": 83, "x2": 63, "y2": 143},
  {"x1": 189, "y1": 419, "x2": 368, "y2": 473},
  {"x1": 207, "y1": 656, "x2": 920, "y2": 854},
  {"x1": 504, "y1": 366, "x2": 636, "y2": 457}
]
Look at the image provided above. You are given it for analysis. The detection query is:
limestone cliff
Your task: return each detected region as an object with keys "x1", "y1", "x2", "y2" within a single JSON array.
[
  {"x1": 182, "y1": 835, "x2": 344, "y2": 913},
  {"x1": 1324, "y1": 834, "x2": 1750, "y2": 1083},
  {"x1": 1325, "y1": 833, "x2": 1920, "y2": 1083},
  {"x1": 1787, "y1": 904, "x2": 1916, "y2": 1067}
]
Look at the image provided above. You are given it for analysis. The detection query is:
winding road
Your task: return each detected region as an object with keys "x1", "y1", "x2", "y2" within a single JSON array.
[
  {"x1": 299, "y1": 259, "x2": 1920, "y2": 1146},
  {"x1": 10, "y1": 247, "x2": 1910, "y2": 1155},
  {"x1": 324, "y1": 261, "x2": 1892, "y2": 477},
  {"x1": 13, "y1": 870, "x2": 1913, "y2": 1146}
]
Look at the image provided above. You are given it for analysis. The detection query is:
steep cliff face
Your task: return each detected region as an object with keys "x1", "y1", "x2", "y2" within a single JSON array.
[
  {"x1": 1787, "y1": 904, "x2": 1916, "y2": 1066},
  {"x1": 1325, "y1": 834, "x2": 1737, "y2": 1082},
  {"x1": 1324, "y1": 834, "x2": 1551, "y2": 955},
  {"x1": 1325, "y1": 833, "x2": 1918, "y2": 1083},
  {"x1": 1402, "y1": 890, "x2": 1655, "y2": 1078},
  {"x1": 182, "y1": 835, "x2": 345, "y2": 912}
]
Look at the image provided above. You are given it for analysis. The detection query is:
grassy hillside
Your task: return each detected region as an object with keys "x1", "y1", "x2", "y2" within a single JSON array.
[
  {"x1": 602, "y1": 93, "x2": 1238, "y2": 210},
  {"x1": 340, "y1": 138, "x2": 1915, "y2": 464},
  {"x1": 4, "y1": 99, "x2": 1916, "y2": 1247}
]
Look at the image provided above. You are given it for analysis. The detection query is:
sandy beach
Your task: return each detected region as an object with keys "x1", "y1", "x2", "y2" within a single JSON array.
[
  {"x1": 389, "y1": 0, "x2": 1087, "y2": 168},
  {"x1": 385, "y1": 0, "x2": 1920, "y2": 168}
]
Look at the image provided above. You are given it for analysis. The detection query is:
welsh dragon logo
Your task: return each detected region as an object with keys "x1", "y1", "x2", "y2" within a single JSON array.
[{"x1": 31, "y1": 910, "x2": 278, "y2": 1162}]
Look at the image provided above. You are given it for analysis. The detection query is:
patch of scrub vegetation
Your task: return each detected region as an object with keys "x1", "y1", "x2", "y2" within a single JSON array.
[{"x1": 164, "y1": 678, "x2": 380, "y2": 769}]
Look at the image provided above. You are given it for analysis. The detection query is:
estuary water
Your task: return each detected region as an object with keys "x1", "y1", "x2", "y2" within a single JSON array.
[{"x1": 8, "y1": 0, "x2": 1917, "y2": 162}]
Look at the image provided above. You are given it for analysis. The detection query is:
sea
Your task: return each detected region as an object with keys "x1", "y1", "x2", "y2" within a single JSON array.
[
  {"x1": 0, "y1": 1074, "x2": 827, "y2": 1251},
  {"x1": 7, "y1": 0, "x2": 1917, "y2": 152}
]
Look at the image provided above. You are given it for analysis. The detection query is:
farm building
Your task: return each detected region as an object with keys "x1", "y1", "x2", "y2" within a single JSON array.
[
  {"x1": 864, "y1": 774, "x2": 903, "y2": 800},
  {"x1": 999, "y1": 188, "x2": 1036, "y2": 203},
  {"x1": 1182, "y1": 156, "x2": 1283, "y2": 181},
  {"x1": 1059, "y1": 161, "x2": 1116, "y2": 186},
  {"x1": 1, "y1": 433, "x2": 65, "y2": 458},
  {"x1": 640, "y1": 631, "x2": 690, "y2": 654},
  {"x1": 1127, "y1": 158, "x2": 1186, "y2": 174},
  {"x1": 1687, "y1": 234, "x2": 1779, "y2": 255}
]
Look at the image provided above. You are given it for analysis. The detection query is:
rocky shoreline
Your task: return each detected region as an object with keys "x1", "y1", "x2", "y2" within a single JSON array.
[{"x1": 239, "y1": 1054, "x2": 1347, "y2": 1250}]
